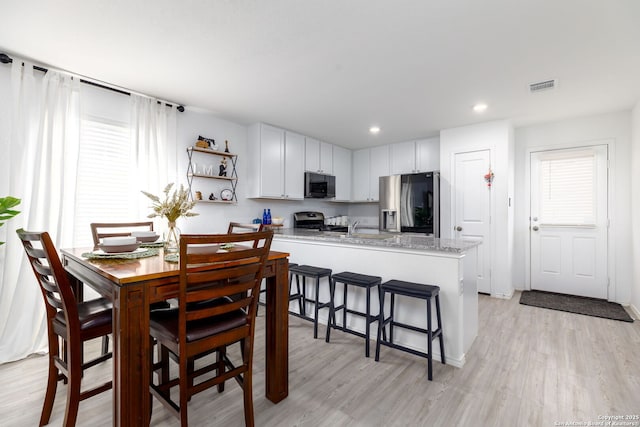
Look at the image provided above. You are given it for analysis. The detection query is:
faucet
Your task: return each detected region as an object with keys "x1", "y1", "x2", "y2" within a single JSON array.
[{"x1": 348, "y1": 220, "x2": 360, "y2": 236}]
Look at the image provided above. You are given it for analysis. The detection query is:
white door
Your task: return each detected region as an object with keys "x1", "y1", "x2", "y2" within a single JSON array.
[
  {"x1": 530, "y1": 146, "x2": 608, "y2": 299},
  {"x1": 453, "y1": 150, "x2": 492, "y2": 294}
]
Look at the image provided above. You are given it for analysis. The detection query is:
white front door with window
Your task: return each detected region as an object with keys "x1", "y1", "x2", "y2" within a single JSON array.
[
  {"x1": 529, "y1": 146, "x2": 609, "y2": 299},
  {"x1": 453, "y1": 149, "x2": 492, "y2": 294}
]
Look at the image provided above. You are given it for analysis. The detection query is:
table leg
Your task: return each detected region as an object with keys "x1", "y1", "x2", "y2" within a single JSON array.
[
  {"x1": 112, "y1": 283, "x2": 151, "y2": 426},
  {"x1": 264, "y1": 258, "x2": 289, "y2": 403}
]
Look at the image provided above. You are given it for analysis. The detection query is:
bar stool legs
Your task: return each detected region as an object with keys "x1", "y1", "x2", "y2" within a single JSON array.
[
  {"x1": 375, "y1": 279, "x2": 445, "y2": 381},
  {"x1": 325, "y1": 272, "x2": 381, "y2": 357}
]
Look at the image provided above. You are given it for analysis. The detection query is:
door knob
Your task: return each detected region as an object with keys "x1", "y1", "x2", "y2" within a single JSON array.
[
  {"x1": 532, "y1": 225, "x2": 539, "y2": 231},
  {"x1": 532, "y1": 216, "x2": 538, "y2": 221},
  {"x1": 455, "y1": 226, "x2": 463, "y2": 232}
]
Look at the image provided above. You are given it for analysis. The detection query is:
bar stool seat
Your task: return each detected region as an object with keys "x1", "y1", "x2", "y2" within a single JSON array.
[
  {"x1": 289, "y1": 264, "x2": 332, "y2": 338},
  {"x1": 325, "y1": 271, "x2": 382, "y2": 357},
  {"x1": 375, "y1": 279, "x2": 445, "y2": 380}
]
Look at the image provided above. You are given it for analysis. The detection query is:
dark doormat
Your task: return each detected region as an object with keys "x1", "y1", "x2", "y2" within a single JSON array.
[{"x1": 519, "y1": 290, "x2": 634, "y2": 322}]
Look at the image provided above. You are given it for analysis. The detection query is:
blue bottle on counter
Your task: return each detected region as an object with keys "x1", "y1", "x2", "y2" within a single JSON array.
[
  {"x1": 266, "y1": 209, "x2": 272, "y2": 225},
  {"x1": 262, "y1": 209, "x2": 268, "y2": 224}
]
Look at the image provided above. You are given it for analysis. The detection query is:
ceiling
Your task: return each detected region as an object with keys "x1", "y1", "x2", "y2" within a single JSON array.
[{"x1": 1, "y1": 0, "x2": 639, "y2": 149}]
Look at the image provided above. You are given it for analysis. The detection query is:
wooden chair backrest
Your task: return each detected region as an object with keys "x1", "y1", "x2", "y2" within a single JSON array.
[
  {"x1": 90, "y1": 221, "x2": 154, "y2": 248},
  {"x1": 227, "y1": 222, "x2": 264, "y2": 233},
  {"x1": 16, "y1": 229, "x2": 79, "y2": 332},
  {"x1": 178, "y1": 231, "x2": 273, "y2": 352}
]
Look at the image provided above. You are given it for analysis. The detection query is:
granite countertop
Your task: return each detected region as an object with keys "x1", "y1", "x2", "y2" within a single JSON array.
[{"x1": 272, "y1": 228, "x2": 481, "y2": 253}]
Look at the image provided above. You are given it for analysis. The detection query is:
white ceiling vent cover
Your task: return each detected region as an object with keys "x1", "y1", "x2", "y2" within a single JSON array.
[{"x1": 529, "y1": 79, "x2": 557, "y2": 93}]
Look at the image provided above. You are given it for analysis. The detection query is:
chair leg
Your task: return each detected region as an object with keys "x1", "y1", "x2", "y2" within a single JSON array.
[
  {"x1": 101, "y1": 335, "x2": 109, "y2": 355},
  {"x1": 375, "y1": 289, "x2": 386, "y2": 362},
  {"x1": 313, "y1": 277, "x2": 320, "y2": 339},
  {"x1": 217, "y1": 348, "x2": 226, "y2": 393},
  {"x1": 179, "y1": 357, "x2": 189, "y2": 427},
  {"x1": 39, "y1": 333, "x2": 59, "y2": 426},
  {"x1": 63, "y1": 343, "x2": 83, "y2": 427},
  {"x1": 436, "y1": 295, "x2": 446, "y2": 364},
  {"x1": 325, "y1": 278, "x2": 336, "y2": 343},
  {"x1": 427, "y1": 297, "x2": 433, "y2": 381},
  {"x1": 243, "y1": 368, "x2": 255, "y2": 427},
  {"x1": 365, "y1": 286, "x2": 371, "y2": 358}
]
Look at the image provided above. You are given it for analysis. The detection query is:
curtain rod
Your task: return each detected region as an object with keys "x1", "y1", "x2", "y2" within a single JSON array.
[{"x1": 0, "y1": 52, "x2": 185, "y2": 112}]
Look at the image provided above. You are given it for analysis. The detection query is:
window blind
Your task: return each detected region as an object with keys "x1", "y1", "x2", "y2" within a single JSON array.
[
  {"x1": 73, "y1": 115, "x2": 131, "y2": 246},
  {"x1": 539, "y1": 152, "x2": 596, "y2": 225}
]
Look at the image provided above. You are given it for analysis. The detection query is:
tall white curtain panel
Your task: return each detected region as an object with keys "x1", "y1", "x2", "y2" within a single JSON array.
[
  {"x1": 129, "y1": 95, "x2": 178, "y2": 222},
  {"x1": 0, "y1": 61, "x2": 81, "y2": 363}
]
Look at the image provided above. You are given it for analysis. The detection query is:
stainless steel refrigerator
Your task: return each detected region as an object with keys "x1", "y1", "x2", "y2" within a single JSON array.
[{"x1": 379, "y1": 172, "x2": 440, "y2": 236}]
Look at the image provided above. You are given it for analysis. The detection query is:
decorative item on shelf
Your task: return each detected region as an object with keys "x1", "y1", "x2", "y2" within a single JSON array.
[
  {"x1": 197, "y1": 135, "x2": 218, "y2": 151},
  {"x1": 484, "y1": 167, "x2": 495, "y2": 188},
  {"x1": 224, "y1": 140, "x2": 230, "y2": 153},
  {"x1": 220, "y1": 189, "x2": 233, "y2": 201},
  {"x1": 219, "y1": 157, "x2": 228, "y2": 177},
  {"x1": 0, "y1": 196, "x2": 21, "y2": 245},
  {"x1": 209, "y1": 192, "x2": 217, "y2": 201},
  {"x1": 141, "y1": 183, "x2": 198, "y2": 253},
  {"x1": 195, "y1": 191, "x2": 203, "y2": 200}
]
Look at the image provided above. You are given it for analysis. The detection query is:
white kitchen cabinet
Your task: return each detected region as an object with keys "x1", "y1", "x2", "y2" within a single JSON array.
[
  {"x1": 332, "y1": 145, "x2": 351, "y2": 201},
  {"x1": 305, "y1": 138, "x2": 333, "y2": 174},
  {"x1": 247, "y1": 123, "x2": 304, "y2": 199},
  {"x1": 283, "y1": 131, "x2": 305, "y2": 199},
  {"x1": 352, "y1": 145, "x2": 389, "y2": 202},
  {"x1": 390, "y1": 137, "x2": 440, "y2": 174}
]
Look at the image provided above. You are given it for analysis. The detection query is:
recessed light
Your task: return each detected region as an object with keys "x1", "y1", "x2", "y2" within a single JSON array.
[
  {"x1": 369, "y1": 126, "x2": 381, "y2": 134},
  {"x1": 473, "y1": 103, "x2": 488, "y2": 113}
]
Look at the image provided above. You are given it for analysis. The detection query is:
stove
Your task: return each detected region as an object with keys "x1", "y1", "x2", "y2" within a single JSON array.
[{"x1": 292, "y1": 211, "x2": 349, "y2": 233}]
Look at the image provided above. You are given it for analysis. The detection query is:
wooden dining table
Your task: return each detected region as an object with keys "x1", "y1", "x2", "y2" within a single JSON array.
[{"x1": 61, "y1": 246, "x2": 290, "y2": 427}]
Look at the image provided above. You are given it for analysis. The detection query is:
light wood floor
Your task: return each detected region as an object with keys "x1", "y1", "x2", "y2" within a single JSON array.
[{"x1": 1, "y1": 293, "x2": 639, "y2": 426}]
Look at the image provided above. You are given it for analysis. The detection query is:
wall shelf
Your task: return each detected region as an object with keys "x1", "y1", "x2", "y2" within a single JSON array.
[{"x1": 186, "y1": 146, "x2": 238, "y2": 203}]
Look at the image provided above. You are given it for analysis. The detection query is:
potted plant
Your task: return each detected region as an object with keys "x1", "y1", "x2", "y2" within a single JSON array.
[
  {"x1": 141, "y1": 184, "x2": 198, "y2": 252},
  {"x1": 0, "y1": 196, "x2": 21, "y2": 245}
]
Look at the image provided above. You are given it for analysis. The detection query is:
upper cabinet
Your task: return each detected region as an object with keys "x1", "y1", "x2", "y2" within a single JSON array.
[
  {"x1": 352, "y1": 145, "x2": 390, "y2": 202},
  {"x1": 247, "y1": 123, "x2": 305, "y2": 199},
  {"x1": 305, "y1": 138, "x2": 333, "y2": 174},
  {"x1": 389, "y1": 137, "x2": 440, "y2": 174},
  {"x1": 332, "y1": 145, "x2": 351, "y2": 201}
]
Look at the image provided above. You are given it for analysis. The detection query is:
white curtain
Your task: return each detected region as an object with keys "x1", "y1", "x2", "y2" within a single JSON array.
[
  {"x1": 0, "y1": 62, "x2": 81, "y2": 363},
  {"x1": 129, "y1": 95, "x2": 178, "y2": 225}
]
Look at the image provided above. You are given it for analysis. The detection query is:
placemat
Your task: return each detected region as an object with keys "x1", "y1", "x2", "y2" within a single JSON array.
[
  {"x1": 164, "y1": 253, "x2": 179, "y2": 263},
  {"x1": 140, "y1": 241, "x2": 165, "y2": 248},
  {"x1": 82, "y1": 248, "x2": 159, "y2": 260}
]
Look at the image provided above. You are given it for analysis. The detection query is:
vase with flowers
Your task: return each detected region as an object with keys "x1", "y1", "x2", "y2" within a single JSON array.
[{"x1": 141, "y1": 183, "x2": 198, "y2": 253}]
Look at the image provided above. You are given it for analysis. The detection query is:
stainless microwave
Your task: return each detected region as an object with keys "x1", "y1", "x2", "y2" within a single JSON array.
[{"x1": 304, "y1": 172, "x2": 335, "y2": 198}]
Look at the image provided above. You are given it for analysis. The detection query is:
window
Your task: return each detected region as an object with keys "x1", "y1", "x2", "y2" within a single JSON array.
[
  {"x1": 538, "y1": 150, "x2": 596, "y2": 225},
  {"x1": 73, "y1": 115, "x2": 132, "y2": 246}
]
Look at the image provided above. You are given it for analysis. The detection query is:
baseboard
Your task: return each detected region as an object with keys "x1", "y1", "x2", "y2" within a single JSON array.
[
  {"x1": 626, "y1": 303, "x2": 640, "y2": 320},
  {"x1": 491, "y1": 289, "x2": 514, "y2": 300}
]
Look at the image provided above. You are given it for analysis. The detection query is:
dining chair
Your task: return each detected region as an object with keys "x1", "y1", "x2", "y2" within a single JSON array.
[
  {"x1": 149, "y1": 230, "x2": 273, "y2": 427},
  {"x1": 227, "y1": 221, "x2": 264, "y2": 235},
  {"x1": 90, "y1": 221, "x2": 170, "y2": 354},
  {"x1": 228, "y1": 222, "x2": 268, "y2": 313},
  {"x1": 90, "y1": 221, "x2": 154, "y2": 249},
  {"x1": 17, "y1": 229, "x2": 113, "y2": 427}
]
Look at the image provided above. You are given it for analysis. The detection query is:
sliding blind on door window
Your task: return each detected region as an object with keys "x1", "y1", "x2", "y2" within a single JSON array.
[
  {"x1": 73, "y1": 115, "x2": 131, "y2": 246},
  {"x1": 538, "y1": 150, "x2": 596, "y2": 226}
]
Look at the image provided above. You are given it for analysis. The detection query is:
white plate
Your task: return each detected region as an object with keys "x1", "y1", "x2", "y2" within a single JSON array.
[{"x1": 93, "y1": 248, "x2": 148, "y2": 256}]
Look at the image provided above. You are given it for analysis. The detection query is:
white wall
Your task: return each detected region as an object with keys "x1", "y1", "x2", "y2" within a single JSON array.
[
  {"x1": 175, "y1": 111, "x2": 349, "y2": 234},
  {"x1": 514, "y1": 111, "x2": 633, "y2": 304},
  {"x1": 440, "y1": 120, "x2": 515, "y2": 298},
  {"x1": 631, "y1": 102, "x2": 640, "y2": 314}
]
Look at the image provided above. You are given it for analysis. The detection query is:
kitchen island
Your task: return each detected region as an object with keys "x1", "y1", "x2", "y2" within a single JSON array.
[{"x1": 270, "y1": 229, "x2": 480, "y2": 368}]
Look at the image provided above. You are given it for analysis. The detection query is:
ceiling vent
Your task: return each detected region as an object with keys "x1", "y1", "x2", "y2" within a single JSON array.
[{"x1": 529, "y1": 79, "x2": 557, "y2": 93}]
